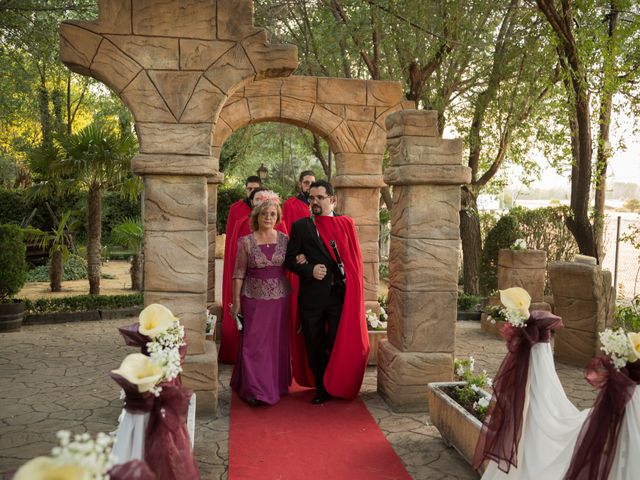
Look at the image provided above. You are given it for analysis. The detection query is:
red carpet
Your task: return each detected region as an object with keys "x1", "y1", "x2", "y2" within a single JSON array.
[{"x1": 229, "y1": 384, "x2": 412, "y2": 479}]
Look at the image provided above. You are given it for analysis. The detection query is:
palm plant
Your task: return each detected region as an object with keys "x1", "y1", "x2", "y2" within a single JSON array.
[
  {"x1": 110, "y1": 217, "x2": 144, "y2": 291},
  {"x1": 23, "y1": 210, "x2": 81, "y2": 292},
  {"x1": 56, "y1": 122, "x2": 139, "y2": 295}
]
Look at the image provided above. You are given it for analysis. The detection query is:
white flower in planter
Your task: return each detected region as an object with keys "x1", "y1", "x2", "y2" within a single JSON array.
[
  {"x1": 112, "y1": 353, "x2": 163, "y2": 393},
  {"x1": 139, "y1": 303, "x2": 178, "y2": 338},
  {"x1": 512, "y1": 238, "x2": 527, "y2": 250}
]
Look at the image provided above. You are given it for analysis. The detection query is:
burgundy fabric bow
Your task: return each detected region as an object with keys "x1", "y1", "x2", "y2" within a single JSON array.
[
  {"x1": 563, "y1": 357, "x2": 640, "y2": 480},
  {"x1": 110, "y1": 373, "x2": 156, "y2": 414},
  {"x1": 118, "y1": 323, "x2": 152, "y2": 355},
  {"x1": 473, "y1": 310, "x2": 564, "y2": 472},
  {"x1": 109, "y1": 460, "x2": 157, "y2": 480},
  {"x1": 144, "y1": 383, "x2": 199, "y2": 480}
]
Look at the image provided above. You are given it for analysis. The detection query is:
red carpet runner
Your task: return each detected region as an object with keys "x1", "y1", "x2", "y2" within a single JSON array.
[{"x1": 229, "y1": 385, "x2": 412, "y2": 480}]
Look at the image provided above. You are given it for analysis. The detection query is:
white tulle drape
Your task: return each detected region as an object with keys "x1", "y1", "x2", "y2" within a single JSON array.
[
  {"x1": 481, "y1": 343, "x2": 640, "y2": 480},
  {"x1": 112, "y1": 411, "x2": 149, "y2": 464}
]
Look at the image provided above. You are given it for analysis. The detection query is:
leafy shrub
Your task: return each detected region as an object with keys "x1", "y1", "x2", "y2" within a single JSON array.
[
  {"x1": 0, "y1": 223, "x2": 28, "y2": 301},
  {"x1": 102, "y1": 192, "x2": 141, "y2": 244},
  {"x1": 508, "y1": 206, "x2": 578, "y2": 263},
  {"x1": 379, "y1": 261, "x2": 389, "y2": 280},
  {"x1": 615, "y1": 295, "x2": 640, "y2": 332},
  {"x1": 479, "y1": 215, "x2": 521, "y2": 294},
  {"x1": 217, "y1": 183, "x2": 245, "y2": 234},
  {"x1": 0, "y1": 189, "x2": 29, "y2": 225},
  {"x1": 26, "y1": 254, "x2": 88, "y2": 282},
  {"x1": 22, "y1": 293, "x2": 143, "y2": 314},
  {"x1": 458, "y1": 293, "x2": 483, "y2": 312}
]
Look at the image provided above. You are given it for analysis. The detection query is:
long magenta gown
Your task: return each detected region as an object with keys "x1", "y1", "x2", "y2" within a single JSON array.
[{"x1": 230, "y1": 231, "x2": 291, "y2": 405}]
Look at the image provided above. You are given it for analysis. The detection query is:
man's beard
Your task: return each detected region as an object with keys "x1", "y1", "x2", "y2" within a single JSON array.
[{"x1": 311, "y1": 204, "x2": 323, "y2": 215}]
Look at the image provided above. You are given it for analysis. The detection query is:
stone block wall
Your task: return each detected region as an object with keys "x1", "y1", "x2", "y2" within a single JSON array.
[{"x1": 549, "y1": 261, "x2": 615, "y2": 367}]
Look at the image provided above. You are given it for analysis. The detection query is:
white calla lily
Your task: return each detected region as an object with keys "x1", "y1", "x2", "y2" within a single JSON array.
[
  {"x1": 111, "y1": 353, "x2": 162, "y2": 393},
  {"x1": 14, "y1": 457, "x2": 88, "y2": 480},
  {"x1": 499, "y1": 287, "x2": 531, "y2": 318},
  {"x1": 628, "y1": 332, "x2": 640, "y2": 361},
  {"x1": 139, "y1": 303, "x2": 178, "y2": 338}
]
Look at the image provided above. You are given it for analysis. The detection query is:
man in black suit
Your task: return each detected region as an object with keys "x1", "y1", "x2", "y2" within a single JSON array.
[{"x1": 285, "y1": 180, "x2": 345, "y2": 404}]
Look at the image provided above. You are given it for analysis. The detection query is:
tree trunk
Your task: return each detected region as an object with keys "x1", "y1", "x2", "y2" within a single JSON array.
[
  {"x1": 460, "y1": 187, "x2": 481, "y2": 294},
  {"x1": 130, "y1": 253, "x2": 143, "y2": 291},
  {"x1": 87, "y1": 185, "x2": 102, "y2": 295},
  {"x1": 50, "y1": 250, "x2": 63, "y2": 292},
  {"x1": 594, "y1": 3, "x2": 618, "y2": 261}
]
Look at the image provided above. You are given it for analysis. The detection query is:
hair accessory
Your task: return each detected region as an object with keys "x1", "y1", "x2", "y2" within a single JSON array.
[{"x1": 253, "y1": 190, "x2": 281, "y2": 206}]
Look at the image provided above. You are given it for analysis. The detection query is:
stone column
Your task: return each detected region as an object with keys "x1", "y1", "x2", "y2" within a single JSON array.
[
  {"x1": 333, "y1": 154, "x2": 385, "y2": 309},
  {"x1": 377, "y1": 110, "x2": 471, "y2": 412},
  {"x1": 549, "y1": 260, "x2": 615, "y2": 367},
  {"x1": 133, "y1": 149, "x2": 218, "y2": 413}
]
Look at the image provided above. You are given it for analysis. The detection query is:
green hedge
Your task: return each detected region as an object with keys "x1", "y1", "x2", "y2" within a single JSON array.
[
  {"x1": 217, "y1": 183, "x2": 245, "y2": 234},
  {"x1": 26, "y1": 254, "x2": 88, "y2": 282},
  {"x1": 479, "y1": 215, "x2": 520, "y2": 294},
  {"x1": 22, "y1": 293, "x2": 143, "y2": 314}
]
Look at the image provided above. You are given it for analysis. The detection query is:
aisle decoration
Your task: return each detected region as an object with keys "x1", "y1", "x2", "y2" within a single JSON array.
[
  {"x1": 12, "y1": 430, "x2": 156, "y2": 480},
  {"x1": 473, "y1": 287, "x2": 564, "y2": 473},
  {"x1": 112, "y1": 303, "x2": 198, "y2": 480},
  {"x1": 563, "y1": 328, "x2": 640, "y2": 480}
]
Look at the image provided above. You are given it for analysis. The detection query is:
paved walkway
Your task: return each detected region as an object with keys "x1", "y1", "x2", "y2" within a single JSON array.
[{"x1": 0, "y1": 319, "x2": 597, "y2": 479}]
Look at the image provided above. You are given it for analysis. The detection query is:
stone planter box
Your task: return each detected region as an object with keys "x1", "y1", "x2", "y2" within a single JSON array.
[
  {"x1": 367, "y1": 330, "x2": 387, "y2": 365},
  {"x1": 427, "y1": 381, "x2": 489, "y2": 472}
]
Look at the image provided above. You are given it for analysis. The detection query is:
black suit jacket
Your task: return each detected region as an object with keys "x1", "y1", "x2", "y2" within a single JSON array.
[{"x1": 285, "y1": 216, "x2": 343, "y2": 308}]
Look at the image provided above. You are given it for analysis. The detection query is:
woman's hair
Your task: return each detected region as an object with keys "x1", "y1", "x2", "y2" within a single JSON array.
[{"x1": 250, "y1": 199, "x2": 282, "y2": 231}]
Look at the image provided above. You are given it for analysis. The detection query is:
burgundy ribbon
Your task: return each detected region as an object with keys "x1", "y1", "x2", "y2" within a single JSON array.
[
  {"x1": 473, "y1": 310, "x2": 564, "y2": 472},
  {"x1": 109, "y1": 460, "x2": 157, "y2": 480},
  {"x1": 118, "y1": 323, "x2": 152, "y2": 355},
  {"x1": 144, "y1": 383, "x2": 199, "y2": 480},
  {"x1": 564, "y1": 357, "x2": 640, "y2": 480},
  {"x1": 110, "y1": 373, "x2": 156, "y2": 414}
]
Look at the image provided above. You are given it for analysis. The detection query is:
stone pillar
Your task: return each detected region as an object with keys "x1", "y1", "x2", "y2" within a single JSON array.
[
  {"x1": 549, "y1": 260, "x2": 615, "y2": 367},
  {"x1": 333, "y1": 156, "x2": 385, "y2": 309},
  {"x1": 482, "y1": 249, "x2": 551, "y2": 335},
  {"x1": 206, "y1": 171, "x2": 224, "y2": 306},
  {"x1": 133, "y1": 149, "x2": 219, "y2": 413},
  {"x1": 377, "y1": 110, "x2": 471, "y2": 412}
]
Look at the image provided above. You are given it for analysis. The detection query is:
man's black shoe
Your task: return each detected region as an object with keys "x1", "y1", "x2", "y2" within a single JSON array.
[{"x1": 311, "y1": 393, "x2": 331, "y2": 404}]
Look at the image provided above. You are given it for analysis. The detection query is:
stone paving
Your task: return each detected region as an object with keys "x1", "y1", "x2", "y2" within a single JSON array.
[{"x1": 0, "y1": 319, "x2": 598, "y2": 479}]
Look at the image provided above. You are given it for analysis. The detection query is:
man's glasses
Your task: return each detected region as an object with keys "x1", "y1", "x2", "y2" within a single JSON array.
[{"x1": 309, "y1": 195, "x2": 330, "y2": 202}]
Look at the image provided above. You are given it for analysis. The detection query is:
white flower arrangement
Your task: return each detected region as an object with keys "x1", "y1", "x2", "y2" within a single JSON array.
[
  {"x1": 453, "y1": 357, "x2": 493, "y2": 418},
  {"x1": 366, "y1": 307, "x2": 388, "y2": 331},
  {"x1": 13, "y1": 430, "x2": 115, "y2": 480},
  {"x1": 145, "y1": 321, "x2": 185, "y2": 396},
  {"x1": 499, "y1": 287, "x2": 531, "y2": 327},
  {"x1": 599, "y1": 328, "x2": 640, "y2": 369},
  {"x1": 511, "y1": 238, "x2": 528, "y2": 250}
]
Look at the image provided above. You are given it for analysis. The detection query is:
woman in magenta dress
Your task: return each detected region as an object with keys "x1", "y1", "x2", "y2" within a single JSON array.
[{"x1": 230, "y1": 193, "x2": 291, "y2": 405}]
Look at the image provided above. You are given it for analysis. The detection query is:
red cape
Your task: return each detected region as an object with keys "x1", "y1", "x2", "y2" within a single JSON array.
[
  {"x1": 219, "y1": 200, "x2": 251, "y2": 364},
  {"x1": 282, "y1": 196, "x2": 315, "y2": 387},
  {"x1": 219, "y1": 213, "x2": 288, "y2": 364},
  {"x1": 314, "y1": 215, "x2": 369, "y2": 399}
]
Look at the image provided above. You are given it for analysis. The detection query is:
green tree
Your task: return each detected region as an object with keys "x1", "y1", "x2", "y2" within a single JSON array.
[
  {"x1": 110, "y1": 217, "x2": 144, "y2": 291},
  {"x1": 56, "y1": 122, "x2": 139, "y2": 295}
]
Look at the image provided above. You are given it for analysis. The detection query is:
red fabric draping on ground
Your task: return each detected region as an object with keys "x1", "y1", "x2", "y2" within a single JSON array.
[
  {"x1": 229, "y1": 383, "x2": 411, "y2": 480},
  {"x1": 313, "y1": 215, "x2": 369, "y2": 399}
]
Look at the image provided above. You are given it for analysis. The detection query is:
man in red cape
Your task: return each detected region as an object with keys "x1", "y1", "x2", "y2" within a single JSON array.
[
  {"x1": 285, "y1": 180, "x2": 369, "y2": 403},
  {"x1": 219, "y1": 176, "x2": 261, "y2": 364},
  {"x1": 282, "y1": 170, "x2": 316, "y2": 387}
]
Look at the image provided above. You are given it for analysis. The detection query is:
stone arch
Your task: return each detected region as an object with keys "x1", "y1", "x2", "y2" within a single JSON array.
[{"x1": 208, "y1": 76, "x2": 413, "y2": 307}]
